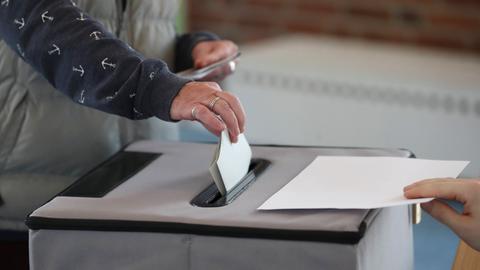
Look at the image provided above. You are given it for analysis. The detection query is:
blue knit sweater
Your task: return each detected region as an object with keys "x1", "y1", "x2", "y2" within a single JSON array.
[{"x1": 0, "y1": 0, "x2": 217, "y2": 121}]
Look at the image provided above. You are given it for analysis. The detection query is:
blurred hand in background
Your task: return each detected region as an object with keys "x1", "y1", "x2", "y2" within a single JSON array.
[{"x1": 191, "y1": 40, "x2": 238, "y2": 81}]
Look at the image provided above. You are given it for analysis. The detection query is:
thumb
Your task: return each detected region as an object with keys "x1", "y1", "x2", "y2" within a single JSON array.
[{"x1": 422, "y1": 200, "x2": 466, "y2": 234}]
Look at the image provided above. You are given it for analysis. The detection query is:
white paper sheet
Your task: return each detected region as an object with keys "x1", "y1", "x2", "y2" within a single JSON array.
[{"x1": 259, "y1": 156, "x2": 469, "y2": 210}]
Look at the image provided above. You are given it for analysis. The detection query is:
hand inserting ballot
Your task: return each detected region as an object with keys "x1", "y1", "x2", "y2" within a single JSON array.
[
  {"x1": 170, "y1": 81, "x2": 246, "y2": 143},
  {"x1": 404, "y1": 178, "x2": 480, "y2": 251}
]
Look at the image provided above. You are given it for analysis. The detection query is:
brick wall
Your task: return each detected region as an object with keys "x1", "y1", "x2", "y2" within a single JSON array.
[{"x1": 187, "y1": 0, "x2": 480, "y2": 54}]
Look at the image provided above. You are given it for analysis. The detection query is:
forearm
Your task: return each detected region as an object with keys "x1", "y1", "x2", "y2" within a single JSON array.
[{"x1": 0, "y1": 0, "x2": 189, "y2": 121}]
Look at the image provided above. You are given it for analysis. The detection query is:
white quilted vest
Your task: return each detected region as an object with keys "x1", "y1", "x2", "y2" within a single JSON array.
[{"x1": 0, "y1": 0, "x2": 181, "y2": 177}]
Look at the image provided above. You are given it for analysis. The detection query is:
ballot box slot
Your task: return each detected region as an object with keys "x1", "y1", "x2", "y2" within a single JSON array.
[{"x1": 191, "y1": 158, "x2": 270, "y2": 207}]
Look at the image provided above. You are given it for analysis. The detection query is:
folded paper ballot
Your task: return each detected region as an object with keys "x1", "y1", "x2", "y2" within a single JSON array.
[
  {"x1": 210, "y1": 130, "x2": 252, "y2": 196},
  {"x1": 259, "y1": 156, "x2": 469, "y2": 210}
]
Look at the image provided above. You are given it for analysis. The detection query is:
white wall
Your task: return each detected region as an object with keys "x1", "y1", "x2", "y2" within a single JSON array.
[{"x1": 224, "y1": 35, "x2": 480, "y2": 177}]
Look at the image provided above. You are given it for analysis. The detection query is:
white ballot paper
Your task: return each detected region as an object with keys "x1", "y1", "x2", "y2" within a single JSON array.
[
  {"x1": 210, "y1": 130, "x2": 252, "y2": 196},
  {"x1": 259, "y1": 156, "x2": 469, "y2": 210}
]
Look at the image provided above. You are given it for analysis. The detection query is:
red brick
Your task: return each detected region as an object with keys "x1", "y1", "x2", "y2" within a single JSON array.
[
  {"x1": 246, "y1": 0, "x2": 282, "y2": 9},
  {"x1": 285, "y1": 21, "x2": 326, "y2": 34},
  {"x1": 443, "y1": 0, "x2": 480, "y2": 6},
  {"x1": 296, "y1": 2, "x2": 337, "y2": 14},
  {"x1": 346, "y1": 6, "x2": 391, "y2": 21},
  {"x1": 428, "y1": 14, "x2": 480, "y2": 31},
  {"x1": 237, "y1": 16, "x2": 276, "y2": 29},
  {"x1": 415, "y1": 35, "x2": 466, "y2": 50},
  {"x1": 189, "y1": 10, "x2": 228, "y2": 24},
  {"x1": 186, "y1": 0, "x2": 480, "y2": 54}
]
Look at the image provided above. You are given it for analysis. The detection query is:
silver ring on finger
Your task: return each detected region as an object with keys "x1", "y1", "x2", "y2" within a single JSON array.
[
  {"x1": 208, "y1": 96, "x2": 221, "y2": 111},
  {"x1": 191, "y1": 106, "x2": 198, "y2": 120}
]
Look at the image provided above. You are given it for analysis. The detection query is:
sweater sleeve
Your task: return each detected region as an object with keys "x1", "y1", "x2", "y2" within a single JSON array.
[
  {"x1": 174, "y1": 31, "x2": 220, "y2": 72},
  {"x1": 0, "y1": 0, "x2": 190, "y2": 121}
]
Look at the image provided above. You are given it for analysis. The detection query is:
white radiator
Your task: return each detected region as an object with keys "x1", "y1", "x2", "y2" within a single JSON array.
[{"x1": 223, "y1": 35, "x2": 480, "y2": 177}]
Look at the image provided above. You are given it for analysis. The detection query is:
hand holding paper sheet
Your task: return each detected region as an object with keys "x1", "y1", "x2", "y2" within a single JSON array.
[
  {"x1": 259, "y1": 156, "x2": 469, "y2": 210},
  {"x1": 210, "y1": 130, "x2": 252, "y2": 196}
]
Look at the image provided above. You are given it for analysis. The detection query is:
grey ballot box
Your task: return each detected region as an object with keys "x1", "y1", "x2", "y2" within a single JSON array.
[{"x1": 27, "y1": 141, "x2": 414, "y2": 270}]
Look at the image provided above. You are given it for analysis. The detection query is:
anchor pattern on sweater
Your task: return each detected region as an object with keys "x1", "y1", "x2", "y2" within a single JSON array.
[{"x1": 0, "y1": 0, "x2": 197, "y2": 120}]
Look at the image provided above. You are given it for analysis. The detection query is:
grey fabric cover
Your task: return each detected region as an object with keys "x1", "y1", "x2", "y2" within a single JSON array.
[
  {"x1": 29, "y1": 141, "x2": 414, "y2": 270},
  {"x1": 29, "y1": 207, "x2": 413, "y2": 270},
  {"x1": 0, "y1": 0, "x2": 180, "y2": 230}
]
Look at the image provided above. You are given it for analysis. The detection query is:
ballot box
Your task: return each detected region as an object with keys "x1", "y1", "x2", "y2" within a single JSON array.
[{"x1": 27, "y1": 141, "x2": 414, "y2": 270}]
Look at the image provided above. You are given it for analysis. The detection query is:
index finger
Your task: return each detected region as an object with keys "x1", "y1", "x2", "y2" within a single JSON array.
[
  {"x1": 404, "y1": 178, "x2": 456, "y2": 191},
  {"x1": 404, "y1": 180, "x2": 469, "y2": 203},
  {"x1": 215, "y1": 91, "x2": 246, "y2": 133},
  {"x1": 211, "y1": 99, "x2": 240, "y2": 143}
]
